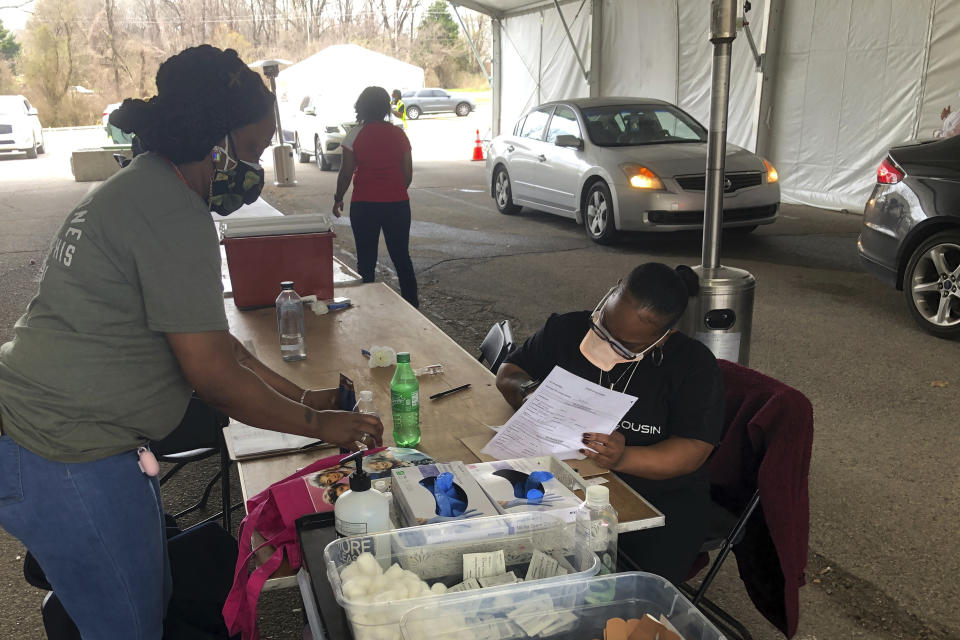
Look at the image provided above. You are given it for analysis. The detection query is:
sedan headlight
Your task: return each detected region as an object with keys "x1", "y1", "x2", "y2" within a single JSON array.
[
  {"x1": 763, "y1": 158, "x2": 778, "y2": 183},
  {"x1": 324, "y1": 125, "x2": 341, "y2": 134},
  {"x1": 621, "y1": 164, "x2": 664, "y2": 190}
]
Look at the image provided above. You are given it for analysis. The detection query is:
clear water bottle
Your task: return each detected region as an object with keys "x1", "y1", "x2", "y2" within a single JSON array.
[
  {"x1": 275, "y1": 281, "x2": 306, "y2": 362},
  {"x1": 576, "y1": 485, "x2": 618, "y2": 575},
  {"x1": 390, "y1": 352, "x2": 420, "y2": 447}
]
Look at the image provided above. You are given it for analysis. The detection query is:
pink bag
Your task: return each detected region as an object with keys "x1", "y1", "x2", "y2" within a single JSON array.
[{"x1": 223, "y1": 448, "x2": 384, "y2": 639}]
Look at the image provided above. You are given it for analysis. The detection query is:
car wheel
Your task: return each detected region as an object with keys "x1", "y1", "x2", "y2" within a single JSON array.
[
  {"x1": 584, "y1": 181, "x2": 617, "y2": 244},
  {"x1": 295, "y1": 136, "x2": 311, "y2": 163},
  {"x1": 726, "y1": 225, "x2": 758, "y2": 234},
  {"x1": 406, "y1": 105, "x2": 421, "y2": 120},
  {"x1": 493, "y1": 167, "x2": 521, "y2": 215},
  {"x1": 26, "y1": 135, "x2": 38, "y2": 159},
  {"x1": 315, "y1": 137, "x2": 332, "y2": 171},
  {"x1": 455, "y1": 102, "x2": 471, "y2": 117},
  {"x1": 903, "y1": 230, "x2": 960, "y2": 338}
]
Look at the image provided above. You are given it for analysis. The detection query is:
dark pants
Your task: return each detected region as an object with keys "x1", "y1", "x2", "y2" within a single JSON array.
[
  {"x1": 618, "y1": 483, "x2": 710, "y2": 586},
  {"x1": 349, "y1": 200, "x2": 419, "y2": 308}
]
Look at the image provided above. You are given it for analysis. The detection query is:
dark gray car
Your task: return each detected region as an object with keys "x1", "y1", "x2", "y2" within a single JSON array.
[
  {"x1": 400, "y1": 88, "x2": 475, "y2": 119},
  {"x1": 858, "y1": 134, "x2": 960, "y2": 337}
]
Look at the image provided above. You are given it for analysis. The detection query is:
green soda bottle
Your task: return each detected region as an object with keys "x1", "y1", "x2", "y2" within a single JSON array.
[{"x1": 390, "y1": 352, "x2": 420, "y2": 447}]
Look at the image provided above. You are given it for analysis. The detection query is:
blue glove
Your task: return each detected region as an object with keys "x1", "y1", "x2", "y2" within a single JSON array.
[
  {"x1": 422, "y1": 472, "x2": 468, "y2": 517},
  {"x1": 524, "y1": 471, "x2": 554, "y2": 505}
]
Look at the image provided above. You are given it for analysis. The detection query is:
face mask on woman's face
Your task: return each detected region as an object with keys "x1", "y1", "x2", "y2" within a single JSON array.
[
  {"x1": 579, "y1": 285, "x2": 671, "y2": 371},
  {"x1": 209, "y1": 136, "x2": 265, "y2": 215}
]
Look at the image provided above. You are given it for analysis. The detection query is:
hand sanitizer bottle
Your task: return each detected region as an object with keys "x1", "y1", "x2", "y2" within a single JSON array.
[{"x1": 334, "y1": 450, "x2": 391, "y2": 537}]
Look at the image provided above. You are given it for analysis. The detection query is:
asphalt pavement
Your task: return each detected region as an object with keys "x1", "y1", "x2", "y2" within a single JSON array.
[{"x1": 0, "y1": 121, "x2": 958, "y2": 640}]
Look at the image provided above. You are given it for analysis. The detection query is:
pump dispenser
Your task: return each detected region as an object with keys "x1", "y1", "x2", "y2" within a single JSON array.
[{"x1": 334, "y1": 450, "x2": 391, "y2": 537}]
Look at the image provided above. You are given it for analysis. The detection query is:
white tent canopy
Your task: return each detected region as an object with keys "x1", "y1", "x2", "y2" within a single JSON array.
[
  {"x1": 276, "y1": 44, "x2": 425, "y2": 114},
  {"x1": 458, "y1": 0, "x2": 960, "y2": 212}
]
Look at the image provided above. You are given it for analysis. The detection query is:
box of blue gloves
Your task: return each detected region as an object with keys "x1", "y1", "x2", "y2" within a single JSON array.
[
  {"x1": 391, "y1": 462, "x2": 499, "y2": 528},
  {"x1": 466, "y1": 457, "x2": 586, "y2": 523}
]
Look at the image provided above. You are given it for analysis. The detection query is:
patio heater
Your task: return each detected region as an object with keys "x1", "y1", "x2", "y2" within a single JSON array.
[
  {"x1": 251, "y1": 59, "x2": 297, "y2": 187},
  {"x1": 678, "y1": 0, "x2": 756, "y2": 365}
]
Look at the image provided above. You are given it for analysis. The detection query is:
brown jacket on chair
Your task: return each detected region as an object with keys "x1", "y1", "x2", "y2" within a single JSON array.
[{"x1": 710, "y1": 360, "x2": 814, "y2": 638}]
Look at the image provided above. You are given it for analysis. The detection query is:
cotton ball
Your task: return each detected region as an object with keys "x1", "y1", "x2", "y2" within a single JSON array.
[
  {"x1": 356, "y1": 552, "x2": 382, "y2": 576},
  {"x1": 340, "y1": 563, "x2": 361, "y2": 583},
  {"x1": 345, "y1": 574, "x2": 373, "y2": 594},
  {"x1": 372, "y1": 589, "x2": 402, "y2": 603},
  {"x1": 368, "y1": 574, "x2": 392, "y2": 595},
  {"x1": 371, "y1": 626, "x2": 398, "y2": 640},
  {"x1": 430, "y1": 582, "x2": 448, "y2": 594},
  {"x1": 351, "y1": 593, "x2": 372, "y2": 605},
  {"x1": 341, "y1": 566, "x2": 368, "y2": 587},
  {"x1": 383, "y1": 563, "x2": 405, "y2": 580},
  {"x1": 343, "y1": 580, "x2": 369, "y2": 600},
  {"x1": 390, "y1": 582, "x2": 410, "y2": 599},
  {"x1": 401, "y1": 570, "x2": 420, "y2": 582}
]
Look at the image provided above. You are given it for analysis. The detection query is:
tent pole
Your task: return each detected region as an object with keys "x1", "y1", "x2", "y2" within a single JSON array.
[
  {"x1": 754, "y1": 0, "x2": 783, "y2": 159},
  {"x1": 589, "y1": 0, "x2": 602, "y2": 96},
  {"x1": 451, "y1": 3, "x2": 493, "y2": 87},
  {"x1": 551, "y1": 0, "x2": 589, "y2": 83},
  {"x1": 492, "y1": 18, "x2": 503, "y2": 136}
]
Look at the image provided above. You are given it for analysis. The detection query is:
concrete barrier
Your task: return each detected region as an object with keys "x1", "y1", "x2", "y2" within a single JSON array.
[{"x1": 70, "y1": 146, "x2": 132, "y2": 182}]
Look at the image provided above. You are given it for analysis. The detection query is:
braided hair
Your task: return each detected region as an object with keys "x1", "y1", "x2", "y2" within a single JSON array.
[
  {"x1": 354, "y1": 86, "x2": 391, "y2": 124},
  {"x1": 110, "y1": 46, "x2": 275, "y2": 164}
]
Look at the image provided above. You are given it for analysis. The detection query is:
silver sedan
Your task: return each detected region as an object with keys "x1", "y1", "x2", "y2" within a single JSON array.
[{"x1": 485, "y1": 97, "x2": 780, "y2": 243}]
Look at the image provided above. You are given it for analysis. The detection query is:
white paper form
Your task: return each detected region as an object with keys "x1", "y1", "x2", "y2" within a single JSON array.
[{"x1": 481, "y1": 366, "x2": 637, "y2": 460}]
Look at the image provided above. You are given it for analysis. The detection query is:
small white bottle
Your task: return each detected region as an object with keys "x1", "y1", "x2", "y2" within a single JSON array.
[
  {"x1": 575, "y1": 485, "x2": 619, "y2": 575},
  {"x1": 334, "y1": 450, "x2": 391, "y2": 537},
  {"x1": 354, "y1": 390, "x2": 378, "y2": 417}
]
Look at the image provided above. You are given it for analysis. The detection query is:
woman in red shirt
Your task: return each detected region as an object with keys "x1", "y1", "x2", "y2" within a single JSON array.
[{"x1": 333, "y1": 86, "x2": 418, "y2": 307}]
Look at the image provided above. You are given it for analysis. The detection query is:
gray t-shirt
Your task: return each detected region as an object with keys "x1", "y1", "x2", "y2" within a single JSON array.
[{"x1": 0, "y1": 152, "x2": 228, "y2": 462}]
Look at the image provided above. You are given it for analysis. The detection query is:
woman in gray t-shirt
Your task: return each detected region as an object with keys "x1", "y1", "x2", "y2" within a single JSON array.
[{"x1": 0, "y1": 45, "x2": 383, "y2": 639}]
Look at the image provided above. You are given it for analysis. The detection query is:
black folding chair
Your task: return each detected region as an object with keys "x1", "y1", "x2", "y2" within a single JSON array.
[
  {"x1": 477, "y1": 320, "x2": 514, "y2": 373},
  {"x1": 152, "y1": 396, "x2": 240, "y2": 531},
  {"x1": 679, "y1": 491, "x2": 761, "y2": 640},
  {"x1": 679, "y1": 360, "x2": 813, "y2": 640}
]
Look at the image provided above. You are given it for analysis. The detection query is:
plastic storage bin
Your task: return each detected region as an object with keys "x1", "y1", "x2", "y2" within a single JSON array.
[
  {"x1": 220, "y1": 215, "x2": 335, "y2": 309},
  {"x1": 323, "y1": 513, "x2": 599, "y2": 640},
  {"x1": 400, "y1": 571, "x2": 727, "y2": 640}
]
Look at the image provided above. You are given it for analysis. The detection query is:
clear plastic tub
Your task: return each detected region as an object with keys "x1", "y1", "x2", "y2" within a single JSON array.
[
  {"x1": 323, "y1": 513, "x2": 599, "y2": 640},
  {"x1": 400, "y1": 571, "x2": 727, "y2": 640}
]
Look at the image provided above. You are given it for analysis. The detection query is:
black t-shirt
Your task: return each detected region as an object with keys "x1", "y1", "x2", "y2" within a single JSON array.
[{"x1": 504, "y1": 311, "x2": 724, "y2": 496}]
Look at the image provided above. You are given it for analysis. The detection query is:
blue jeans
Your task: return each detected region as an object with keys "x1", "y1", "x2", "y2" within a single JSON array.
[{"x1": 0, "y1": 435, "x2": 171, "y2": 639}]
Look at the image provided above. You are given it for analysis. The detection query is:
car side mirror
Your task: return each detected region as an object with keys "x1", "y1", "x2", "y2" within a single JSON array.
[
  {"x1": 303, "y1": 106, "x2": 316, "y2": 116},
  {"x1": 27, "y1": 107, "x2": 39, "y2": 117},
  {"x1": 555, "y1": 134, "x2": 583, "y2": 150}
]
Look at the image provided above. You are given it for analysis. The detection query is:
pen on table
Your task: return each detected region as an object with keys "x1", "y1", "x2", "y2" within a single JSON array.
[{"x1": 429, "y1": 383, "x2": 471, "y2": 401}]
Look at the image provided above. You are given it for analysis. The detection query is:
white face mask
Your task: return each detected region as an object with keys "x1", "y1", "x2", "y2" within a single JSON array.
[
  {"x1": 579, "y1": 285, "x2": 671, "y2": 371},
  {"x1": 579, "y1": 327, "x2": 668, "y2": 371}
]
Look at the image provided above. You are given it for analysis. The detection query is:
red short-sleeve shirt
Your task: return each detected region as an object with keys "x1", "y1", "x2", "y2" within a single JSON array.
[{"x1": 342, "y1": 122, "x2": 411, "y2": 203}]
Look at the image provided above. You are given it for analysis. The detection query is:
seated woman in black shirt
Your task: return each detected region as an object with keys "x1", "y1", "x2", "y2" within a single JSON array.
[{"x1": 496, "y1": 262, "x2": 724, "y2": 585}]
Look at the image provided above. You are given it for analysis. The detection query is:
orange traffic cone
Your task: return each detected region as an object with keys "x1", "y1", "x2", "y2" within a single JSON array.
[{"x1": 471, "y1": 129, "x2": 485, "y2": 161}]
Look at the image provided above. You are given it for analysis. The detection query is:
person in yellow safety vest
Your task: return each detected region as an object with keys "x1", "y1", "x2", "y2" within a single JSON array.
[{"x1": 391, "y1": 89, "x2": 407, "y2": 129}]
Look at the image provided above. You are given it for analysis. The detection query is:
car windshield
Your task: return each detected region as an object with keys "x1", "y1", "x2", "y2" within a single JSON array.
[
  {"x1": 0, "y1": 96, "x2": 24, "y2": 115},
  {"x1": 581, "y1": 104, "x2": 706, "y2": 147}
]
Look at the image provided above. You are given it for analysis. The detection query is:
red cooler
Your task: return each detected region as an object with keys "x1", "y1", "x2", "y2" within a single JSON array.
[{"x1": 220, "y1": 214, "x2": 336, "y2": 309}]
